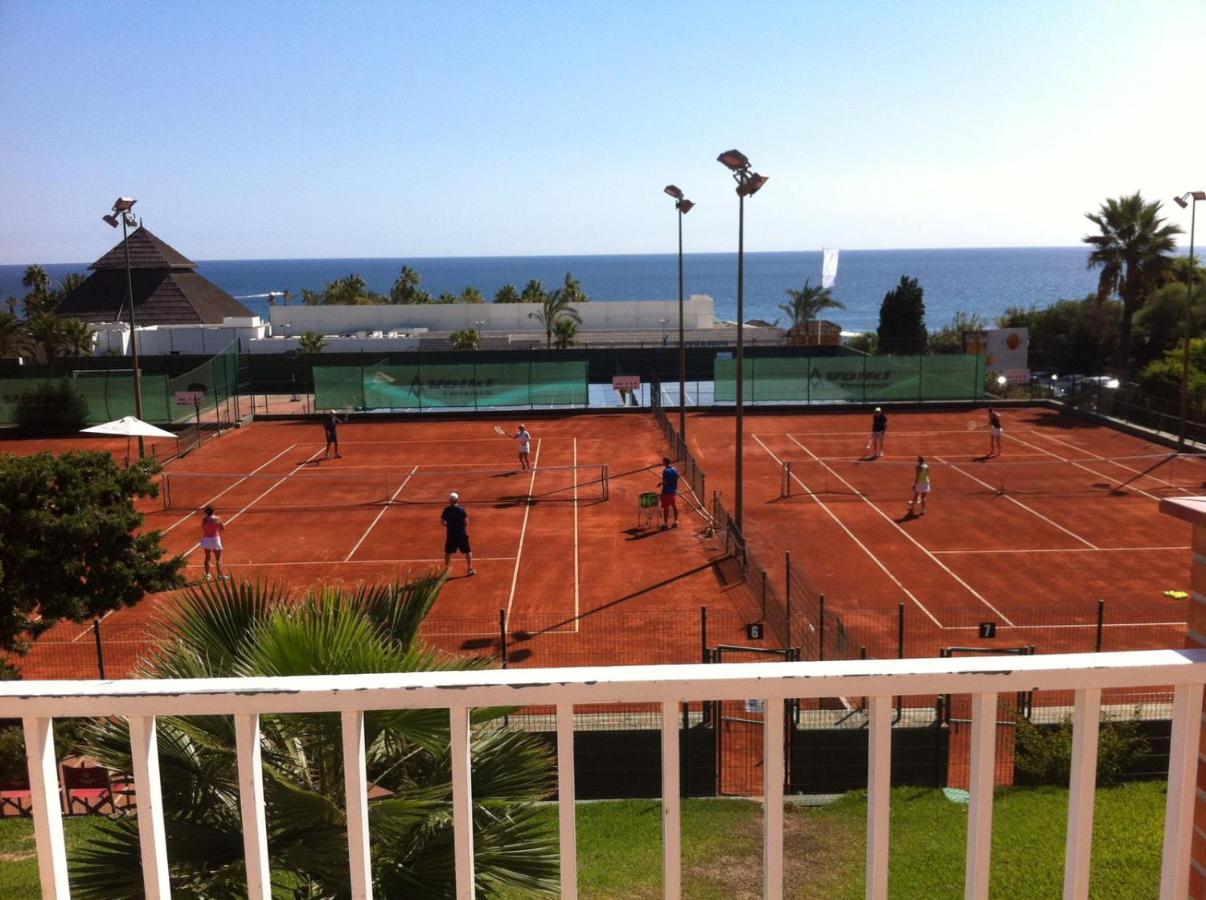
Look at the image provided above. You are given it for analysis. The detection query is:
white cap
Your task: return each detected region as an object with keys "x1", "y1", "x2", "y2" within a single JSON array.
[
  {"x1": 449, "y1": 492, "x2": 459, "y2": 502},
  {"x1": 875, "y1": 407, "x2": 882, "y2": 412}
]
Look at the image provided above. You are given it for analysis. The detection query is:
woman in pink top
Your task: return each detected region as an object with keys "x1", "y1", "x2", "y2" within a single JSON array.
[{"x1": 200, "y1": 505, "x2": 227, "y2": 581}]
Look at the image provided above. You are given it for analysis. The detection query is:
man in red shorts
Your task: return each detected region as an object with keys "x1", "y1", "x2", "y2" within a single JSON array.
[{"x1": 657, "y1": 456, "x2": 680, "y2": 530}]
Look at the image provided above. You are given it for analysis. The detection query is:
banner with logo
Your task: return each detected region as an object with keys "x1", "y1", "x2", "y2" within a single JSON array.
[{"x1": 713, "y1": 355, "x2": 984, "y2": 403}]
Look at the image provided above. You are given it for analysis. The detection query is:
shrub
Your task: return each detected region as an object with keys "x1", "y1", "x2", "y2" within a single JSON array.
[
  {"x1": 1015, "y1": 712, "x2": 1149, "y2": 786},
  {"x1": 14, "y1": 380, "x2": 89, "y2": 434}
]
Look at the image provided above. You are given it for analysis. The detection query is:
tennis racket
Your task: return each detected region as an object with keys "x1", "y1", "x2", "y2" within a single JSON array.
[{"x1": 493, "y1": 425, "x2": 508, "y2": 436}]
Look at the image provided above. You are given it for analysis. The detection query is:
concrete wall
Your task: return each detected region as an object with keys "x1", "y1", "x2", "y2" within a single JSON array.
[
  {"x1": 94, "y1": 318, "x2": 268, "y2": 356},
  {"x1": 248, "y1": 335, "x2": 421, "y2": 354},
  {"x1": 266, "y1": 295, "x2": 716, "y2": 335}
]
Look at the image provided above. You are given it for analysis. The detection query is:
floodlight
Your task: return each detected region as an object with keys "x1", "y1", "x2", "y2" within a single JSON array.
[
  {"x1": 102, "y1": 214, "x2": 119, "y2": 228},
  {"x1": 664, "y1": 185, "x2": 684, "y2": 200},
  {"x1": 1175, "y1": 196, "x2": 1188, "y2": 208},
  {"x1": 996, "y1": 375, "x2": 1007, "y2": 386},
  {"x1": 113, "y1": 197, "x2": 137, "y2": 212},
  {"x1": 1106, "y1": 378, "x2": 1120, "y2": 389},
  {"x1": 678, "y1": 199, "x2": 695, "y2": 214},
  {"x1": 736, "y1": 172, "x2": 769, "y2": 197},
  {"x1": 717, "y1": 149, "x2": 750, "y2": 171}
]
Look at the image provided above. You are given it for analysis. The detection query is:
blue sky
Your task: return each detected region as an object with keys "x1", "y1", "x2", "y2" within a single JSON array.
[{"x1": 1, "y1": 0, "x2": 1203, "y2": 263}]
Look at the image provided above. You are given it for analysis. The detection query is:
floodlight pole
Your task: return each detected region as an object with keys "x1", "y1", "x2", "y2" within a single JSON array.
[
  {"x1": 735, "y1": 192, "x2": 745, "y2": 531},
  {"x1": 676, "y1": 205, "x2": 687, "y2": 440},
  {"x1": 1178, "y1": 194, "x2": 1199, "y2": 448},
  {"x1": 120, "y1": 212, "x2": 146, "y2": 459}
]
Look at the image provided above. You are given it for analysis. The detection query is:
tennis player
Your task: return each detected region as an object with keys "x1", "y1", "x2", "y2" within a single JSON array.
[
  {"x1": 323, "y1": 411, "x2": 344, "y2": 459},
  {"x1": 441, "y1": 492, "x2": 475, "y2": 576},
  {"x1": 907, "y1": 456, "x2": 931, "y2": 517},
  {"x1": 987, "y1": 407, "x2": 1003, "y2": 457},
  {"x1": 657, "y1": 456, "x2": 680, "y2": 529},
  {"x1": 504, "y1": 424, "x2": 532, "y2": 470},
  {"x1": 869, "y1": 407, "x2": 888, "y2": 458},
  {"x1": 200, "y1": 505, "x2": 227, "y2": 581}
]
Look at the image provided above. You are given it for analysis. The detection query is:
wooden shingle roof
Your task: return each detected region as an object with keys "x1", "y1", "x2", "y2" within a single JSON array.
[{"x1": 89, "y1": 227, "x2": 195, "y2": 271}]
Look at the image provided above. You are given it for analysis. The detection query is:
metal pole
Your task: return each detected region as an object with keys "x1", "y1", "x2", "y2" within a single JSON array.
[
  {"x1": 92, "y1": 618, "x2": 106, "y2": 680},
  {"x1": 121, "y1": 216, "x2": 146, "y2": 459},
  {"x1": 499, "y1": 609, "x2": 508, "y2": 668},
  {"x1": 1180, "y1": 199, "x2": 1197, "y2": 448},
  {"x1": 678, "y1": 207, "x2": 687, "y2": 440},
  {"x1": 1095, "y1": 599, "x2": 1105, "y2": 653},
  {"x1": 735, "y1": 193, "x2": 745, "y2": 532}
]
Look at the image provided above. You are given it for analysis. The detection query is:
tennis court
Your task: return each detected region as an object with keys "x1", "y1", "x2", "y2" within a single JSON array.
[{"x1": 684, "y1": 405, "x2": 1200, "y2": 660}]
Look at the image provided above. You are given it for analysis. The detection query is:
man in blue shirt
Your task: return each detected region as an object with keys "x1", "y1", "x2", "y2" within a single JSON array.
[
  {"x1": 658, "y1": 456, "x2": 680, "y2": 530},
  {"x1": 440, "y1": 492, "x2": 475, "y2": 576}
]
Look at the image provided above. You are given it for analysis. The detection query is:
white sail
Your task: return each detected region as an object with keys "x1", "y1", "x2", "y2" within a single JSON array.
[{"x1": 821, "y1": 247, "x2": 840, "y2": 289}]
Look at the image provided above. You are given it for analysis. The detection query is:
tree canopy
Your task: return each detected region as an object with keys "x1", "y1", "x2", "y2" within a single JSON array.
[
  {"x1": 0, "y1": 452, "x2": 183, "y2": 653},
  {"x1": 779, "y1": 278, "x2": 843, "y2": 329},
  {"x1": 876, "y1": 276, "x2": 927, "y2": 354}
]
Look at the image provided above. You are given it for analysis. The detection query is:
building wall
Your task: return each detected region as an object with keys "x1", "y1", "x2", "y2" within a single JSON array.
[
  {"x1": 93, "y1": 319, "x2": 268, "y2": 356},
  {"x1": 266, "y1": 295, "x2": 716, "y2": 335}
]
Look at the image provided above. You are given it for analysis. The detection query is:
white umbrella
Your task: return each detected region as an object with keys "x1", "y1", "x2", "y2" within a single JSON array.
[{"x1": 81, "y1": 416, "x2": 179, "y2": 463}]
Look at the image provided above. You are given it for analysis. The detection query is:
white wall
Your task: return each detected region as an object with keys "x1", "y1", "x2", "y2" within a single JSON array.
[
  {"x1": 247, "y1": 335, "x2": 421, "y2": 354},
  {"x1": 266, "y1": 295, "x2": 716, "y2": 335},
  {"x1": 93, "y1": 318, "x2": 268, "y2": 356}
]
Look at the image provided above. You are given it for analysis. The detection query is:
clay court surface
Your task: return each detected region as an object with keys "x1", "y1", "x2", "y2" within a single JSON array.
[
  {"x1": 9, "y1": 414, "x2": 754, "y2": 676},
  {"x1": 685, "y1": 405, "x2": 1201, "y2": 659}
]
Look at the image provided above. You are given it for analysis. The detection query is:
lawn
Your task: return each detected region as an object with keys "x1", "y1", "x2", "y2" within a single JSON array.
[{"x1": 0, "y1": 784, "x2": 1165, "y2": 898}]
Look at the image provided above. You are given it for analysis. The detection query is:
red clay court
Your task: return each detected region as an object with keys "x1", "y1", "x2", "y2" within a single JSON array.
[{"x1": 685, "y1": 405, "x2": 1201, "y2": 660}]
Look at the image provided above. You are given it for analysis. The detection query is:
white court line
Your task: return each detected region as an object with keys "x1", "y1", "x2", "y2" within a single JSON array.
[
  {"x1": 182, "y1": 447, "x2": 327, "y2": 557},
  {"x1": 754, "y1": 430, "x2": 994, "y2": 437},
  {"x1": 159, "y1": 444, "x2": 298, "y2": 535},
  {"x1": 505, "y1": 439, "x2": 543, "y2": 620},
  {"x1": 945, "y1": 620, "x2": 1185, "y2": 631},
  {"x1": 752, "y1": 435, "x2": 943, "y2": 627},
  {"x1": 573, "y1": 437, "x2": 580, "y2": 631},
  {"x1": 183, "y1": 556, "x2": 519, "y2": 568},
  {"x1": 1004, "y1": 431, "x2": 1164, "y2": 502},
  {"x1": 1024, "y1": 430, "x2": 1196, "y2": 496},
  {"x1": 933, "y1": 455, "x2": 1098, "y2": 550},
  {"x1": 329, "y1": 438, "x2": 567, "y2": 445},
  {"x1": 784, "y1": 433, "x2": 1016, "y2": 626},
  {"x1": 344, "y1": 465, "x2": 419, "y2": 561},
  {"x1": 934, "y1": 545, "x2": 1189, "y2": 555}
]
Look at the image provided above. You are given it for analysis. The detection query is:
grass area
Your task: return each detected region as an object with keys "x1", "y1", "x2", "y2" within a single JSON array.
[{"x1": 0, "y1": 784, "x2": 1166, "y2": 898}]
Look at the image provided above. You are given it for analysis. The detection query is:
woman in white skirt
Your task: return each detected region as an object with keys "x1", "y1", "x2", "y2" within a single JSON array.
[
  {"x1": 907, "y1": 456, "x2": 931, "y2": 517},
  {"x1": 200, "y1": 505, "x2": 227, "y2": 580}
]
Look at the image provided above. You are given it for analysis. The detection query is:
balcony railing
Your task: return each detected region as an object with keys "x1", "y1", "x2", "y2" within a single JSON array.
[{"x1": 2, "y1": 648, "x2": 1204, "y2": 900}]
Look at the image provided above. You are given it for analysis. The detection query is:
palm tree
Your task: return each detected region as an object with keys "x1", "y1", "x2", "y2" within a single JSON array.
[
  {"x1": 57, "y1": 318, "x2": 95, "y2": 357},
  {"x1": 26, "y1": 315, "x2": 67, "y2": 363},
  {"x1": 391, "y1": 266, "x2": 425, "y2": 304},
  {"x1": 552, "y1": 317, "x2": 578, "y2": 349},
  {"x1": 297, "y1": 331, "x2": 328, "y2": 354},
  {"x1": 494, "y1": 284, "x2": 521, "y2": 304},
  {"x1": 459, "y1": 286, "x2": 485, "y2": 304},
  {"x1": 528, "y1": 289, "x2": 582, "y2": 349},
  {"x1": 520, "y1": 279, "x2": 546, "y2": 305},
  {"x1": 70, "y1": 576, "x2": 558, "y2": 897},
  {"x1": 561, "y1": 272, "x2": 588, "y2": 304},
  {"x1": 779, "y1": 278, "x2": 844, "y2": 330},
  {"x1": 55, "y1": 272, "x2": 85, "y2": 299},
  {"x1": 0, "y1": 312, "x2": 30, "y2": 359},
  {"x1": 449, "y1": 327, "x2": 480, "y2": 350},
  {"x1": 1084, "y1": 193, "x2": 1182, "y2": 371},
  {"x1": 436, "y1": 292, "x2": 458, "y2": 304},
  {"x1": 21, "y1": 264, "x2": 50, "y2": 294}
]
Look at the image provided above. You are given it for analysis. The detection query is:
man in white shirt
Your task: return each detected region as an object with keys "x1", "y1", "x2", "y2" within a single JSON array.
[{"x1": 511, "y1": 424, "x2": 531, "y2": 470}]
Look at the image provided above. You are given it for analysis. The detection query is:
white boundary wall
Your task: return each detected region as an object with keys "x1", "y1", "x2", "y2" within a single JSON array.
[
  {"x1": 266, "y1": 295, "x2": 716, "y2": 335},
  {"x1": 92, "y1": 318, "x2": 268, "y2": 356}
]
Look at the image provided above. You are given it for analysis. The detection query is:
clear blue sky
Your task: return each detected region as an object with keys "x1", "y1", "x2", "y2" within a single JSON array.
[{"x1": 1, "y1": 0, "x2": 1203, "y2": 264}]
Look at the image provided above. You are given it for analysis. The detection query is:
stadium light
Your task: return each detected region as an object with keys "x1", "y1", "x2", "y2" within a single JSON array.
[
  {"x1": 666, "y1": 184, "x2": 694, "y2": 440},
  {"x1": 996, "y1": 375, "x2": 1007, "y2": 387},
  {"x1": 103, "y1": 196, "x2": 145, "y2": 459},
  {"x1": 1173, "y1": 191, "x2": 1204, "y2": 447},
  {"x1": 717, "y1": 149, "x2": 768, "y2": 532}
]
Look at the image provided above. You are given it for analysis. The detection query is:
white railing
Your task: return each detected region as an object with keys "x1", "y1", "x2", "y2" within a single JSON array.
[{"x1": 2, "y1": 649, "x2": 1204, "y2": 900}]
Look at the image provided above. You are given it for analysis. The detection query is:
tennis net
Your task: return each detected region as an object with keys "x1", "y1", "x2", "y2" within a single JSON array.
[
  {"x1": 780, "y1": 452, "x2": 1204, "y2": 500},
  {"x1": 161, "y1": 463, "x2": 610, "y2": 512}
]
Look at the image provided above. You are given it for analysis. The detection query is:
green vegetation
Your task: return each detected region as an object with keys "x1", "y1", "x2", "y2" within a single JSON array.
[
  {"x1": 450, "y1": 327, "x2": 481, "y2": 350},
  {"x1": 69, "y1": 576, "x2": 557, "y2": 897},
  {"x1": 529, "y1": 290, "x2": 583, "y2": 349},
  {"x1": 0, "y1": 451, "x2": 182, "y2": 655},
  {"x1": 780, "y1": 278, "x2": 844, "y2": 330},
  {"x1": 295, "y1": 330, "x2": 328, "y2": 353},
  {"x1": 297, "y1": 266, "x2": 589, "y2": 310},
  {"x1": 876, "y1": 275, "x2": 927, "y2": 354},
  {"x1": 13, "y1": 380, "x2": 90, "y2": 434},
  {"x1": 1015, "y1": 715, "x2": 1149, "y2": 786},
  {"x1": 0, "y1": 785, "x2": 1167, "y2": 898}
]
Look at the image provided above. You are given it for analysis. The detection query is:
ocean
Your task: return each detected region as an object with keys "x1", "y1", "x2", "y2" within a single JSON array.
[{"x1": 0, "y1": 247, "x2": 1101, "y2": 334}]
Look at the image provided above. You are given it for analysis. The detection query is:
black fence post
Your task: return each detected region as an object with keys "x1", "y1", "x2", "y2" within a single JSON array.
[
  {"x1": 700, "y1": 606, "x2": 709, "y2": 663},
  {"x1": 499, "y1": 609, "x2": 508, "y2": 668},
  {"x1": 1095, "y1": 599, "x2": 1105, "y2": 653},
  {"x1": 784, "y1": 551, "x2": 792, "y2": 649},
  {"x1": 819, "y1": 595, "x2": 826, "y2": 662},
  {"x1": 898, "y1": 602, "x2": 905, "y2": 659},
  {"x1": 760, "y1": 569, "x2": 768, "y2": 621},
  {"x1": 93, "y1": 618, "x2": 106, "y2": 680}
]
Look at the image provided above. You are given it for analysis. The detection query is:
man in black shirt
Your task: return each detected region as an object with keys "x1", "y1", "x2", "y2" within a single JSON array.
[
  {"x1": 868, "y1": 407, "x2": 887, "y2": 458},
  {"x1": 440, "y1": 492, "x2": 475, "y2": 576}
]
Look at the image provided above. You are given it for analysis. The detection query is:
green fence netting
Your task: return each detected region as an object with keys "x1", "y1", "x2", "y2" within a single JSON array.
[
  {"x1": 165, "y1": 340, "x2": 240, "y2": 424},
  {"x1": 313, "y1": 360, "x2": 590, "y2": 411},
  {"x1": 713, "y1": 354, "x2": 985, "y2": 403}
]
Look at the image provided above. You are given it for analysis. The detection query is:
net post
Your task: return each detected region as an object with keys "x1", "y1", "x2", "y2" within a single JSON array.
[
  {"x1": 818, "y1": 595, "x2": 826, "y2": 662},
  {"x1": 92, "y1": 618, "x2": 106, "y2": 680},
  {"x1": 1095, "y1": 599, "x2": 1104, "y2": 653},
  {"x1": 499, "y1": 609, "x2": 508, "y2": 668}
]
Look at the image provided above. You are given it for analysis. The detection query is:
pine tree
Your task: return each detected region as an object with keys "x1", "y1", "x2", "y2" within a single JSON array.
[{"x1": 876, "y1": 275, "x2": 928, "y2": 354}]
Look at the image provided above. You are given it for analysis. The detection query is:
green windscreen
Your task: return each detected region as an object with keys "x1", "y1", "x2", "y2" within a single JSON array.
[
  {"x1": 314, "y1": 360, "x2": 589, "y2": 411},
  {"x1": 713, "y1": 355, "x2": 984, "y2": 403}
]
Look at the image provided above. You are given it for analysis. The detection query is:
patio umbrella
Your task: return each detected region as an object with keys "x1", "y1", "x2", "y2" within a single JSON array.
[{"x1": 81, "y1": 416, "x2": 178, "y2": 462}]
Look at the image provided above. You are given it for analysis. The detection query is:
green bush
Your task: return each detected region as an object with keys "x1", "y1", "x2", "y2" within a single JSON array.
[
  {"x1": 14, "y1": 380, "x2": 89, "y2": 434},
  {"x1": 1016, "y1": 712, "x2": 1149, "y2": 786}
]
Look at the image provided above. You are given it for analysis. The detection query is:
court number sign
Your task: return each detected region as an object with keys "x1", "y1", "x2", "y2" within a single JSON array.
[
  {"x1": 746, "y1": 622, "x2": 764, "y2": 641},
  {"x1": 978, "y1": 622, "x2": 997, "y2": 639},
  {"x1": 612, "y1": 375, "x2": 641, "y2": 391}
]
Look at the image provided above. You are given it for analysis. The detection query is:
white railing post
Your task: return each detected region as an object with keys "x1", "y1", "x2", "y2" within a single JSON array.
[
  {"x1": 556, "y1": 703, "x2": 578, "y2": 899},
  {"x1": 1159, "y1": 682, "x2": 1204, "y2": 900},
  {"x1": 866, "y1": 695, "x2": 892, "y2": 900},
  {"x1": 763, "y1": 697, "x2": 785, "y2": 899},
  {"x1": 661, "y1": 700, "x2": 681, "y2": 899},
  {"x1": 964, "y1": 693, "x2": 997, "y2": 900},
  {"x1": 235, "y1": 713, "x2": 272, "y2": 900},
  {"x1": 1062, "y1": 688, "x2": 1101, "y2": 900},
  {"x1": 450, "y1": 706, "x2": 475, "y2": 900},
  {"x1": 340, "y1": 710, "x2": 373, "y2": 900},
  {"x1": 128, "y1": 715, "x2": 171, "y2": 898},
  {"x1": 22, "y1": 717, "x2": 69, "y2": 900}
]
